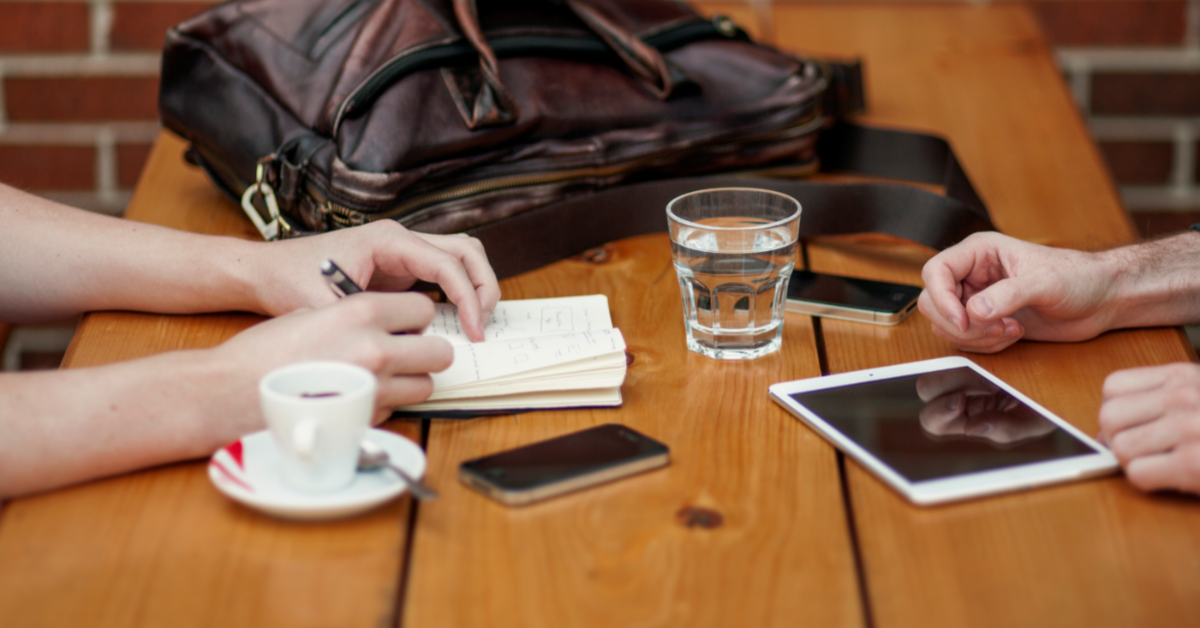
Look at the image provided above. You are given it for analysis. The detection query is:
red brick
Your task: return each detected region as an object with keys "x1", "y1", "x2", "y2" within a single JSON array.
[
  {"x1": 0, "y1": 145, "x2": 95, "y2": 190},
  {"x1": 1027, "y1": 0, "x2": 1185, "y2": 47},
  {"x1": 1098, "y1": 141, "x2": 1175, "y2": 184},
  {"x1": 111, "y1": 2, "x2": 219, "y2": 51},
  {"x1": 1131, "y1": 211, "x2": 1200, "y2": 239},
  {"x1": 0, "y1": 3, "x2": 91, "y2": 53},
  {"x1": 1091, "y1": 73, "x2": 1200, "y2": 116},
  {"x1": 4, "y1": 77, "x2": 161, "y2": 122},
  {"x1": 117, "y1": 143, "x2": 154, "y2": 188}
]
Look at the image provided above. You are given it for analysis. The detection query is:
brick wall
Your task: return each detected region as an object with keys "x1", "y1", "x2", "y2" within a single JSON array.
[
  {"x1": 0, "y1": 0, "x2": 216, "y2": 215},
  {"x1": 1, "y1": 0, "x2": 1196, "y2": 227},
  {"x1": 1, "y1": 0, "x2": 1198, "y2": 368}
]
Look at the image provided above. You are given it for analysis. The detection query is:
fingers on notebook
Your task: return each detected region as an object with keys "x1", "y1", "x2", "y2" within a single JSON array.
[{"x1": 373, "y1": 229, "x2": 496, "y2": 342}]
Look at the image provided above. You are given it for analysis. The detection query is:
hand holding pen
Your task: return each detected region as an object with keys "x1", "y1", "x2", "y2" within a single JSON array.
[
  {"x1": 320, "y1": 259, "x2": 364, "y2": 298},
  {"x1": 307, "y1": 225, "x2": 498, "y2": 341}
]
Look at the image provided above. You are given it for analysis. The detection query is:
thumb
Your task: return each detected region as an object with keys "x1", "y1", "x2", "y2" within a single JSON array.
[{"x1": 965, "y1": 276, "x2": 1040, "y2": 323}]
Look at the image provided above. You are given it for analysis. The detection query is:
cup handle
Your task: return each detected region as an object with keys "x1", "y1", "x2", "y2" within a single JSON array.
[{"x1": 292, "y1": 418, "x2": 319, "y2": 460}]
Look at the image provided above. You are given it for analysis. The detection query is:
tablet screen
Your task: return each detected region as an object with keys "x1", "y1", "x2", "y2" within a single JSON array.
[{"x1": 790, "y1": 367, "x2": 1098, "y2": 482}]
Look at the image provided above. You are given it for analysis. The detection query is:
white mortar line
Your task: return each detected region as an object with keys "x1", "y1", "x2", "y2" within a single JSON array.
[
  {"x1": 1172, "y1": 123, "x2": 1196, "y2": 198},
  {"x1": 1188, "y1": 0, "x2": 1200, "y2": 50},
  {"x1": 96, "y1": 126, "x2": 118, "y2": 205},
  {"x1": 33, "y1": 190, "x2": 132, "y2": 215},
  {"x1": 1091, "y1": 117, "x2": 1200, "y2": 141},
  {"x1": 0, "y1": 54, "x2": 160, "y2": 77},
  {"x1": 1057, "y1": 48, "x2": 1200, "y2": 72},
  {"x1": 1065, "y1": 59, "x2": 1091, "y2": 112},
  {"x1": 0, "y1": 122, "x2": 160, "y2": 145},
  {"x1": 1123, "y1": 187, "x2": 1200, "y2": 211},
  {"x1": 90, "y1": 0, "x2": 113, "y2": 58}
]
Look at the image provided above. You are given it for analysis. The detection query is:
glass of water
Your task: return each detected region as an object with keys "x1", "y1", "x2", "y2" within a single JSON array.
[{"x1": 667, "y1": 188, "x2": 801, "y2": 360}]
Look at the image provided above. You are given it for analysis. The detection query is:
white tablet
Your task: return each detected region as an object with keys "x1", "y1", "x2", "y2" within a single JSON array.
[{"x1": 769, "y1": 356, "x2": 1119, "y2": 505}]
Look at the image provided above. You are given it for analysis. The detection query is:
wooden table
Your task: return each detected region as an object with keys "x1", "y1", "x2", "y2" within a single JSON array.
[{"x1": 2, "y1": 4, "x2": 1199, "y2": 627}]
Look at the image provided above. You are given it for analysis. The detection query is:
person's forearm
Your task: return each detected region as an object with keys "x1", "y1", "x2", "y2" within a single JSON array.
[
  {"x1": 0, "y1": 184, "x2": 266, "y2": 321},
  {"x1": 0, "y1": 348, "x2": 257, "y2": 498},
  {"x1": 1101, "y1": 232, "x2": 1200, "y2": 330}
]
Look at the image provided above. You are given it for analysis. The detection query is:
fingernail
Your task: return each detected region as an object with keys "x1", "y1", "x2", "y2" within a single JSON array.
[
  {"x1": 985, "y1": 324, "x2": 1002, "y2": 337},
  {"x1": 972, "y1": 296, "x2": 994, "y2": 318},
  {"x1": 1003, "y1": 322, "x2": 1021, "y2": 338},
  {"x1": 947, "y1": 394, "x2": 961, "y2": 411},
  {"x1": 950, "y1": 315, "x2": 964, "y2": 331}
]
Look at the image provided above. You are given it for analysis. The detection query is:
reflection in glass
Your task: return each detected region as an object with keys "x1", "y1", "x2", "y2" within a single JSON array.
[{"x1": 791, "y1": 368, "x2": 1096, "y2": 482}]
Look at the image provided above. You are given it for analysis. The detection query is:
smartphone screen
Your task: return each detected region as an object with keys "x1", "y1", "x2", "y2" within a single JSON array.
[
  {"x1": 460, "y1": 424, "x2": 670, "y2": 505},
  {"x1": 786, "y1": 270, "x2": 923, "y2": 323}
]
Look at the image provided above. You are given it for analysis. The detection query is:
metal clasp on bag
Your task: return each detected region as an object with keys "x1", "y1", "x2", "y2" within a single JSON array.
[{"x1": 240, "y1": 155, "x2": 292, "y2": 241}]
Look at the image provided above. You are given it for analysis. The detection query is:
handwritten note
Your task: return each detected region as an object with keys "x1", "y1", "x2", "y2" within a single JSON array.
[
  {"x1": 426, "y1": 295, "x2": 613, "y2": 346},
  {"x1": 432, "y1": 328, "x2": 626, "y2": 390}
]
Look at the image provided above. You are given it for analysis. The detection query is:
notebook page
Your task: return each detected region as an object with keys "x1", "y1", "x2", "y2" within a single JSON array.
[
  {"x1": 431, "y1": 328, "x2": 626, "y2": 390},
  {"x1": 426, "y1": 295, "x2": 613, "y2": 346}
]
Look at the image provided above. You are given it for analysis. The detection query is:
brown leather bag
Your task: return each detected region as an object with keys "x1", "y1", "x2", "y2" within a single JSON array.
[{"x1": 160, "y1": 0, "x2": 992, "y2": 278}]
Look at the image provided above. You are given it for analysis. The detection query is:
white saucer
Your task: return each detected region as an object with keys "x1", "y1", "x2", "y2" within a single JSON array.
[{"x1": 208, "y1": 427, "x2": 427, "y2": 521}]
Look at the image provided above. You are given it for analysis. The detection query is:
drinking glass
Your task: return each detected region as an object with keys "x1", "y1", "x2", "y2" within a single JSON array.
[{"x1": 667, "y1": 188, "x2": 801, "y2": 359}]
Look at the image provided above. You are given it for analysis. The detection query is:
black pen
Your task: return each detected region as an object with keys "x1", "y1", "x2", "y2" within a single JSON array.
[{"x1": 320, "y1": 259, "x2": 363, "y2": 298}]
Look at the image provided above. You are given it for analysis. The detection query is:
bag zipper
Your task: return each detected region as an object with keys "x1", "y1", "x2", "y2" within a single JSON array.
[{"x1": 308, "y1": 113, "x2": 826, "y2": 228}]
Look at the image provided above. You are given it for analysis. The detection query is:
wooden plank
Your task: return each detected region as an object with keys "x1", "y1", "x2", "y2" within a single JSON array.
[
  {"x1": 774, "y1": 4, "x2": 1200, "y2": 627},
  {"x1": 777, "y1": 1, "x2": 1136, "y2": 250},
  {"x1": 0, "y1": 132, "x2": 420, "y2": 628},
  {"x1": 403, "y1": 237, "x2": 865, "y2": 628}
]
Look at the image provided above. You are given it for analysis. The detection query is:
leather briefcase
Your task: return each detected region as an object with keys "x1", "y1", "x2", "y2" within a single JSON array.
[{"x1": 160, "y1": 0, "x2": 993, "y2": 278}]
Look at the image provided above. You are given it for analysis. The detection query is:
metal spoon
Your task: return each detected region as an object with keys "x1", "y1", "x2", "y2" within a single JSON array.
[{"x1": 357, "y1": 439, "x2": 439, "y2": 500}]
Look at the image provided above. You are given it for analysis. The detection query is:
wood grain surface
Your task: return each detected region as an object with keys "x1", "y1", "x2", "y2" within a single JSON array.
[
  {"x1": 2, "y1": 4, "x2": 1197, "y2": 628},
  {"x1": 0, "y1": 134, "x2": 421, "y2": 628},
  {"x1": 775, "y1": 4, "x2": 1200, "y2": 627},
  {"x1": 402, "y1": 237, "x2": 863, "y2": 628}
]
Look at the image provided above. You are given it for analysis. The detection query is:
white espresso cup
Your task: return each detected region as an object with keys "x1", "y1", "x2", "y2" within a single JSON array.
[{"x1": 259, "y1": 361, "x2": 378, "y2": 493}]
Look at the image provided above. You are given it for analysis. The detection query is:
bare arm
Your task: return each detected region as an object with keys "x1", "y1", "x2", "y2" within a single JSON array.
[
  {"x1": 0, "y1": 183, "x2": 500, "y2": 338},
  {"x1": 0, "y1": 184, "x2": 503, "y2": 497},
  {"x1": 0, "y1": 293, "x2": 452, "y2": 498}
]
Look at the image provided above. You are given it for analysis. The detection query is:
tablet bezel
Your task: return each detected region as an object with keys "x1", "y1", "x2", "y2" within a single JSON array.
[{"x1": 768, "y1": 356, "x2": 1119, "y2": 506}]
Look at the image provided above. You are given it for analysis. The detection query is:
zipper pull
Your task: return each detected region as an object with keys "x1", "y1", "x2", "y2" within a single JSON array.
[
  {"x1": 711, "y1": 15, "x2": 748, "y2": 41},
  {"x1": 240, "y1": 155, "x2": 284, "y2": 241}
]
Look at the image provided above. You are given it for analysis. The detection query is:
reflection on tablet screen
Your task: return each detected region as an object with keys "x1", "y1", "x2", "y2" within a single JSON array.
[{"x1": 790, "y1": 367, "x2": 1097, "y2": 482}]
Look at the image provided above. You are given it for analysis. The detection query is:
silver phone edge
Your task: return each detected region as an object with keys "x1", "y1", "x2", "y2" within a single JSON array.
[
  {"x1": 785, "y1": 298, "x2": 918, "y2": 325},
  {"x1": 460, "y1": 452, "x2": 671, "y2": 507}
]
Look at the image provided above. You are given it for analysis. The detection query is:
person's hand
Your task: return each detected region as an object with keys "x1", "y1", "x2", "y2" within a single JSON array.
[
  {"x1": 1099, "y1": 363, "x2": 1200, "y2": 495},
  {"x1": 251, "y1": 221, "x2": 500, "y2": 341},
  {"x1": 211, "y1": 292, "x2": 453, "y2": 425},
  {"x1": 918, "y1": 232, "x2": 1120, "y2": 353},
  {"x1": 916, "y1": 369, "x2": 1056, "y2": 444}
]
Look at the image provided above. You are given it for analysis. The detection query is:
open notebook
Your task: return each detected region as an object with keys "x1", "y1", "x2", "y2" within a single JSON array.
[{"x1": 396, "y1": 295, "x2": 627, "y2": 412}]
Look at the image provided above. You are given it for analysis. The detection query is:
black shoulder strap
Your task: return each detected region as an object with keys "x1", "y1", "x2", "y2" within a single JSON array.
[{"x1": 465, "y1": 122, "x2": 994, "y2": 280}]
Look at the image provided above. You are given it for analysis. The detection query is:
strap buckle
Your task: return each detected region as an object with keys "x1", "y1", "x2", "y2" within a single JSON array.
[{"x1": 240, "y1": 155, "x2": 291, "y2": 240}]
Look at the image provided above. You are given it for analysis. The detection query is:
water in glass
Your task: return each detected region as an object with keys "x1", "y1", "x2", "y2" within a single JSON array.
[{"x1": 672, "y1": 216, "x2": 796, "y2": 359}]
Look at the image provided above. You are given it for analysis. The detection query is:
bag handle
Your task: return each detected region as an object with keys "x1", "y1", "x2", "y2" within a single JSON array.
[
  {"x1": 447, "y1": 0, "x2": 683, "y2": 127},
  {"x1": 461, "y1": 122, "x2": 994, "y2": 280},
  {"x1": 562, "y1": 0, "x2": 682, "y2": 99},
  {"x1": 448, "y1": 0, "x2": 520, "y2": 129}
]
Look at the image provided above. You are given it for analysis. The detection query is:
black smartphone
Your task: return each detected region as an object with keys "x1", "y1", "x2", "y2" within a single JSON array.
[
  {"x1": 459, "y1": 424, "x2": 670, "y2": 506},
  {"x1": 786, "y1": 270, "x2": 923, "y2": 325}
]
